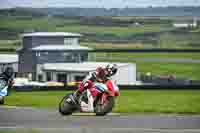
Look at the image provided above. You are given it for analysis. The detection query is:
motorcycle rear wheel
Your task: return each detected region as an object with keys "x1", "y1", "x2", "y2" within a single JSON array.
[{"x1": 94, "y1": 96, "x2": 115, "y2": 116}]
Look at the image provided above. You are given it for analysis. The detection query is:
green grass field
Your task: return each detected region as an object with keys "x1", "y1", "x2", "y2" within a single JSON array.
[
  {"x1": 0, "y1": 18, "x2": 172, "y2": 36},
  {"x1": 136, "y1": 62, "x2": 200, "y2": 80},
  {"x1": 0, "y1": 18, "x2": 56, "y2": 31},
  {"x1": 0, "y1": 17, "x2": 200, "y2": 49},
  {"x1": 0, "y1": 40, "x2": 20, "y2": 50},
  {"x1": 54, "y1": 24, "x2": 172, "y2": 37},
  {"x1": 92, "y1": 51, "x2": 200, "y2": 59},
  {"x1": 4, "y1": 90, "x2": 200, "y2": 114},
  {"x1": 0, "y1": 130, "x2": 38, "y2": 133},
  {"x1": 0, "y1": 17, "x2": 199, "y2": 80},
  {"x1": 91, "y1": 52, "x2": 200, "y2": 80}
]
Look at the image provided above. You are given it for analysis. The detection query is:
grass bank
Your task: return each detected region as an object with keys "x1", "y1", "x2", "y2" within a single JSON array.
[
  {"x1": 0, "y1": 130, "x2": 38, "y2": 133},
  {"x1": 4, "y1": 90, "x2": 200, "y2": 114},
  {"x1": 94, "y1": 56, "x2": 200, "y2": 80},
  {"x1": 95, "y1": 52, "x2": 200, "y2": 60}
]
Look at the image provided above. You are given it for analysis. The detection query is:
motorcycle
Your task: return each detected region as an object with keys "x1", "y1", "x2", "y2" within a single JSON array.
[
  {"x1": 58, "y1": 80, "x2": 119, "y2": 116},
  {"x1": 0, "y1": 78, "x2": 9, "y2": 105}
]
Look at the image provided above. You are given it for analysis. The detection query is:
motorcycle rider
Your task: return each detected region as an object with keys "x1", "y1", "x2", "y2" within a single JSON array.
[{"x1": 72, "y1": 63, "x2": 118, "y2": 103}]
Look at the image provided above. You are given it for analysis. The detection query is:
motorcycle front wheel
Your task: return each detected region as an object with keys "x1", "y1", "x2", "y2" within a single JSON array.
[
  {"x1": 0, "y1": 97, "x2": 4, "y2": 105},
  {"x1": 94, "y1": 96, "x2": 115, "y2": 116},
  {"x1": 58, "y1": 94, "x2": 77, "y2": 115}
]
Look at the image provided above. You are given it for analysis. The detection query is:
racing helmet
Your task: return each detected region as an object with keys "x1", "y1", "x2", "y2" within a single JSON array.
[
  {"x1": 4, "y1": 67, "x2": 14, "y2": 78},
  {"x1": 105, "y1": 63, "x2": 118, "y2": 77},
  {"x1": 95, "y1": 67, "x2": 106, "y2": 79}
]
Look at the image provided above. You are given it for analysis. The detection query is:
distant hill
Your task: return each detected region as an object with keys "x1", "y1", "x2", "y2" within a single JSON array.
[{"x1": 0, "y1": 6, "x2": 200, "y2": 17}]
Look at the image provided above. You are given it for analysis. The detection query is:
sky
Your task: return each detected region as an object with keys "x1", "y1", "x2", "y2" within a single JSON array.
[{"x1": 1, "y1": 0, "x2": 200, "y2": 9}]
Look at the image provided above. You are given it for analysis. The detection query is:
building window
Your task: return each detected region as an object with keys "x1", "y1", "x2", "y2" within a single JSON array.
[
  {"x1": 63, "y1": 53, "x2": 76, "y2": 62},
  {"x1": 36, "y1": 52, "x2": 40, "y2": 57},
  {"x1": 64, "y1": 38, "x2": 78, "y2": 45},
  {"x1": 81, "y1": 53, "x2": 88, "y2": 62},
  {"x1": 38, "y1": 74, "x2": 43, "y2": 82},
  {"x1": 75, "y1": 76, "x2": 85, "y2": 82},
  {"x1": 46, "y1": 72, "x2": 52, "y2": 81},
  {"x1": 57, "y1": 73, "x2": 67, "y2": 86},
  {"x1": 64, "y1": 38, "x2": 71, "y2": 45}
]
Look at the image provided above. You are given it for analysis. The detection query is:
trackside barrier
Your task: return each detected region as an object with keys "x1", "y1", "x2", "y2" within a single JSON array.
[{"x1": 13, "y1": 85, "x2": 200, "y2": 92}]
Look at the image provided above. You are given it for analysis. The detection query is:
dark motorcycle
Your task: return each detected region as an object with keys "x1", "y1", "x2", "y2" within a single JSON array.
[
  {"x1": 58, "y1": 80, "x2": 119, "y2": 116},
  {"x1": 0, "y1": 67, "x2": 14, "y2": 105},
  {"x1": 0, "y1": 79, "x2": 9, "y2": 104}
]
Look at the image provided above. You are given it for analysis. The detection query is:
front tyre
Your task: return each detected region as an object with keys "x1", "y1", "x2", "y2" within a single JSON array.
[
  {"x1": 94, "y1": 96, "x2": 115, "y2": 116},
  {"x1": 0, "y1": 96, "x2": 4, "y2": 105},
  {"x1": 58, "y1": 94, "x2": 76, "y2": 115}
]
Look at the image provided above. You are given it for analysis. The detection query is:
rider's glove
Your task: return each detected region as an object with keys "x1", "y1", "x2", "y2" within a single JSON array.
[{"x1": 82, "y1": 72, "x2": 96, "y2": 85}]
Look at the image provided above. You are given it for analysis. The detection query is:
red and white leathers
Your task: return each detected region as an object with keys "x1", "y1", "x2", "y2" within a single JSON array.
[
  {"x1": 78, "y1": 80, "x2": 98, "y2": 98},
  {"x1": 77, "y1": 67, "x2": 107, "y2": 97},
  {"x1": 78, "y1": 78, "x2": 120, "y2": 98},
  {"x1": 74, "y1": 63, "x2": 119, "y2": 99}
]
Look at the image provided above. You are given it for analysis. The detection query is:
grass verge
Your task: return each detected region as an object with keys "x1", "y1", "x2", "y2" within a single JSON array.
[
  {"x1": 0, "y1": 129, "x2": 38, "y2": 133},
  {"x1": 4, "y1": 90, "x2": 200, "y2": 114},
  {"x1": 95, "y1": 57, "x2": 200, "y2": 80}
]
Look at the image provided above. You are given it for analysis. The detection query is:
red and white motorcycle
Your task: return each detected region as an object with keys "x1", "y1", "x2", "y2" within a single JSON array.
[{"x1": 59, "y1": 80, "x2": 119, "y2": 116}]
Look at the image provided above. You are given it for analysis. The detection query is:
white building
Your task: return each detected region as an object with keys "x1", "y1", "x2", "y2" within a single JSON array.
[
  {"x1": 14, "y1": 32, "x2": 137, "y2": 85},
  {"x1": 0, "y1": 54, "x2": 18, "y2": 76},
  {"x1": 39, "y1": 62, "x2": 136, "y2": 85},
  {"x1": 173, "y1": 19, "x2": 198, "y2": 28}
]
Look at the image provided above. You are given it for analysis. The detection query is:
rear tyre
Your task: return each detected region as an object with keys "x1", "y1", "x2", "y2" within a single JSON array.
[
  {"x1": 95, "y1": 96, "x2": 115, "y2": 116},
  {"x1": 0, "y1": 97, "x2": 4, "y2": 105},
  {"x1": 58, "y1": 94, "x2": 76, "y2": 115}
]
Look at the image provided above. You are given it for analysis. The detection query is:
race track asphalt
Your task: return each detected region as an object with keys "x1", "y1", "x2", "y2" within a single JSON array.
[{"x1": 0, "y1": 106, "x2": 200, "y2": 133}]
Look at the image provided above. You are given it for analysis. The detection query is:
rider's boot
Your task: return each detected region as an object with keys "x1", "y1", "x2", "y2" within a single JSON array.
[{"x1": 72, "y1": 90, "x2": 82, "y2": 104}]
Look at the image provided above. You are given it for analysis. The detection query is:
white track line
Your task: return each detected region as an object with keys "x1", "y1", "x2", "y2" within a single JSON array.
[{"x1": 1, "y1": 106, "x2": 200, "y2": 117}]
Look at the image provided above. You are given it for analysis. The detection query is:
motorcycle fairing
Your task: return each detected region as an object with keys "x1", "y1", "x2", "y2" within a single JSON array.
[
  {"x1": 80, "y1": 89, "x2": 94, "y2": 112},
  {"x1": 94, "y1": 82, "x2": 108, "y2": 92},
  {"x1": 105, "y1": 80, "x2": 119, "y2": 96},
  {"x1": 0, "y1": 79, "x2": 8, "y2": 97},
  {"x1": 79, "y1": 81, "x2": 119, "y2": 113},
  {"x1": 0, "y1": 86, "x2": 8, "y2": 97}
]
